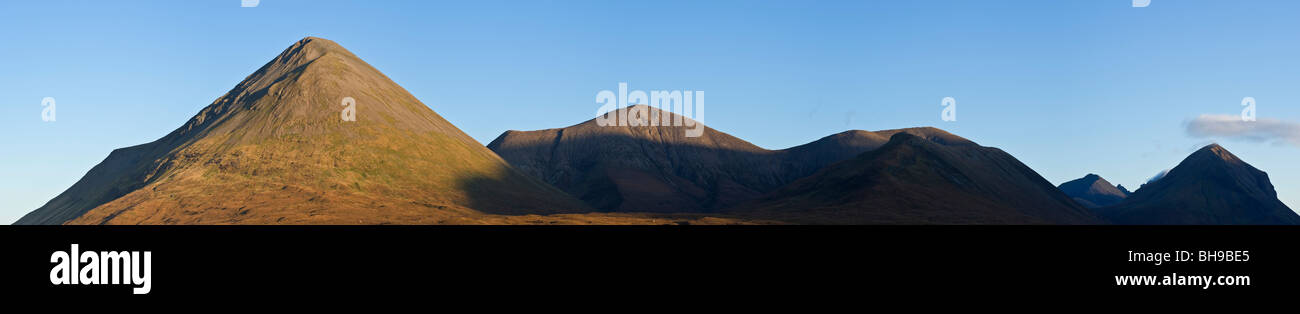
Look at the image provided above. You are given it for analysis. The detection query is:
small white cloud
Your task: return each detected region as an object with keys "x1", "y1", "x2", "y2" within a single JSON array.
[
  {"x1": 1146, "y1": 169, "x2": 1169, "y2": 184},
  {"x1": 1186, "y1": 114, "x2": 1300, "y2": 147}
]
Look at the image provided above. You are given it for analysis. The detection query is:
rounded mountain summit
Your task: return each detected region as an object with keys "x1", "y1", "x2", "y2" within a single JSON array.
[{"x1": 16, "y1": 37, "x2": 591, "y2": 225}]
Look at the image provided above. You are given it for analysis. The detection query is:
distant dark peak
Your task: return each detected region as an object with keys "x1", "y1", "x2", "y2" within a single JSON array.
[
  {"x1": 1066, "y1": 173, "x2": 1110, "y2": 189},
  {"x1": 1056, "y1": 173, "x2": 1127, "y2": 208},
  {"x1": 1117, "y1": 184, "x2": 1132, "y2": 196}
]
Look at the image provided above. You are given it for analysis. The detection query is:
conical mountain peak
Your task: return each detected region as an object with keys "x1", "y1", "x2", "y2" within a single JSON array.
[
  {"x1": 168, "y1": 36, "x2": 476, "y2": 147},
  {"x1": 1187, "y1": 143, "x2": 1242, "y2": 165},
  {"x1": 268, "y1": 37, "x2": 350, "y2": 66},
  {"x1": 294, "y1": 36, "x2": 348, "y2": 53},
  {"x1": 16, "y1": 37, "x2": 588, "y2": 225},
  {"x1": 1100, "y1": 143, "x2": 1299, "y2": 224},
  {"x1": 1057, "y1": 173, "x2": 1126, "y2": 208},
  {"x1": 227, "y1": 37, "x2": 357, "y2": 96}
]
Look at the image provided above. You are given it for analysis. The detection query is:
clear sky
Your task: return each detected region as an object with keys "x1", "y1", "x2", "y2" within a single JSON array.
[{"x1": 3, "y1": 0, "x2": 1299, "y2": 224}]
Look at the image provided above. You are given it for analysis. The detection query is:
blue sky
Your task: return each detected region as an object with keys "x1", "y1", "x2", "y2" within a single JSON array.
[{"x1": 3, "y1": 0, "x2": 1299, "y2": 223}]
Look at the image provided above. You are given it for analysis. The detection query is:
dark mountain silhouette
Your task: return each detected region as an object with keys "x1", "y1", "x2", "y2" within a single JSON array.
[
  {"x1": 1098, "y1": 144, "x2": 1300, "y2": 225},
  {"x1": 487, "y1": 105, "x2": 968, "y2": 212},
  {"x1": 1057, "y1": 174, "x2": 1127, "y2": 208},
  {"x1": 15, "y1": 37, "x2": 590, "y2": 225},
  {"x1": 729, "y1": 133, "x2": 1103, "y2": 224},
  {"x1": 1116, "y1": 184, "x2": 1133, "y2": 196}
]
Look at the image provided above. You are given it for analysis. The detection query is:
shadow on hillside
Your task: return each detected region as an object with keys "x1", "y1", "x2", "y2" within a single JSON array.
[{"x1": 452, "y1": 170, "x2": 597, "y2": 216}]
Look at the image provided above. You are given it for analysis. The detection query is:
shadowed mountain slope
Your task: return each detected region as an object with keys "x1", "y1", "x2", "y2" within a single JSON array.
[
  {"x1": 16, "y1": 37, "x2": 588, "y2": 225},
  {"x1": 487, "y1": 105, "x2": 969, "y2": 213},
  {"x1": 729, "y1": 133, "x2": 1103, "y2": 224},
  {"x1": 1098, "y1": 144, "x2": 1300, "y2": 225},
  {"x1": 1058, "y1": 174, "x2": 1128, "y2": 208}
]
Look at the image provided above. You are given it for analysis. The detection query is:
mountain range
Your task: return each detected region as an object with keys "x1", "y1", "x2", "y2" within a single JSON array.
[
  {"x1": 488, "y1": 106, "x2": 965, "y2": 213},
  {"x1": 730, "y1": 133, "x2": 1102, "y2": 224},
  {"x1": 14, "y1": 37, "x2": 1299, "y2": 225}
]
